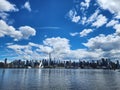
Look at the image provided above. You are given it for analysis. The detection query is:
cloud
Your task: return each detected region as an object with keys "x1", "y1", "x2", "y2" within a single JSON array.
[
  {"x1": 65, "y1": 0, "x2": 120, "y2": 60},
  {"x1": 83, "y1": 34, "x2": 120, "y2": 51},
  {"x1": 81, "y1": 16, "x2": 87, "y2": 25},
  {"x1": 70, "y1": 32, "x2": 79, "y2": 36},
  {"x1": 0, "y1": 12, "x2": 9, "y2": 20},
  {"x1": 83, "y1": 33, "x2": 120, "y2": 59},
  {"x1": 81, "y1": 8, "x2": 108, "y2": 29},
  {"x1": 66, "y1": 49, "x2": 102, "y2": 60},
  {"x1": 0, "y1": 0, "x2": 18, "y2": 21},
  {"x1": 92, "y1": 14, "x2": 108, "y2": 28},
  {"x1": 80, "y1": 9, "x2": 106, "y2": 28},
  {"x1": 43, "y1": 37, "x2": 70, "y2": 54},
  {"x1": 7, "y1": 44, "x2": 29, "y2": 54},
  {"x1": 7, "y1": 37, "x2": 102, "y2": 60},
  {"x1": 7, "y1": 42, "x2": 48, "y2": 60},
  {"x1": 80, "y1": 0, "x2": 91, "y2": 17},
  {"x1": 39, "y1": 27, "x2": 60, "y2": 30},
  {"x1": 23, "y1": 1, "x2": 31, "y2": 12},
  {"x1": 0, "y1": 20, "x2": 36, "y2": 41},
  {"x1": 6, "y1": 43, "x2": 13, "y2": 46},
  {"x1": 70, "y1": 29, "x2": 93, "y2": 37},
  {"x1": 36, "y1": 37, "x2": 71, "y2": 59},
  {"x1": 87, "y1": 10, "x2": 100, "y2": 24},
  {"x1": 0, "y1": 0, "x2": 18, "y2": 12},
  {"x1": 72, "y1": 16, "x2": 81, "y2": 23},
  {"x1": 80, "y1": 29, "x2": 93, "y2": 37},
  {"x1": 19, "y1": 26, "x2": 36, "y2": 39},
  {"x1": 7, "y1": 44, "x2": 36, "y2": 59},
  {"x1": 106, "y1": 19, "x2": 120, "y2": 35},
  {"x1": 106, "y1": 19, "x2": 119, "y2": 27},
  {"x1": 67, "y1": 0, "x2": 94, "y2": 24},
  {"x1": 113, "y1": 24, "x2": 120, "y2": 35},
  {"x1": 7, "y1": 37, "x2": 70, "y2": 60},
  {"x1": 0, "y1": 20, "x2": 22, "y2": 40},
  {"x1": 97, "y1": 0, "x2": 120, "y2": 19},
  {"x1": 66, "y1": 1, "x2": 111, "y2": 29},
  {"x1": 28, "y1": 42, "x2": 40, "y2": 47},
  {"x1": 11, "y1": 35, "x2": 120, "y2": 60},
  {"x1": 37, "y1": 46, "x2": 53, "y2": 54},
  {"x1": 67, "y1": 9, "x2": 80, "y2": 23},
  {"x1": 80, "y1": 0, "x2": 91, "y2": 9}
]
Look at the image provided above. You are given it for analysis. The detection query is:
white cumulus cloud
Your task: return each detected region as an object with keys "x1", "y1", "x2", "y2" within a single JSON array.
[
  {"x1": 0, "y1": 12, "x2": 9, "y2": 20},
  {"x1": 87, "y1": 10, "x2": 100, "y2": 23},
  {"x1": 83, "y1": 34, "x2": 120, "y2": 51},
  {"x1": 80, "y1": 29, "x2": 93, "y2": 37},
  {"x1": 23, "y1": 1, "x2": 31, "y2": 12},
  {"x1": 97, "y1": 0, "x2": 120, "y2": 19},
  {"x1": 43, "y1": 37, "x2": 70, "y2": 54},
  {"x1": 7, "y1": 37, "x2": 71, "y2": 60},
  {"x1": 0, "y1": 20, "x2": 22, "y2": 39},
  {"x1": 70, "y1": 32, "x2": 79, "y2": 36},
  {"x1": 106, "y1": 19, "x2": 119, "y2": 27},
  {"x1": 0, "y1": 0, "x2": 18, "y2": 20},
  {"x1": 19, "y1": 26, "x2": 36, "y2": 39},
  {"x1": 7, "y1": 37, "x2": 103, "y2": 61},
  {"x1": 67, "y1": 9, "x2": 80, "y2": 23},
  {"x1": 67, "y1": 49, "x2": 102, "y2": 60},
  {"x1": 81, "y1": 0, "x2": 91, "y2": 9},
  {"x1": 83, "y1": 33, "x2": 120, "y2": 59},
  {"x1": 0, "y1": 0, "x2": 18, "y2": 12},
  {"x1": 113, "y1": 24, "x2": 120, "y2": 35},
  {"x1": 0, "y1": 20, "x2": 36, "y2": 41},
  {"x1": 92, "y1": 14, "x2": 108, "y2": 28}
]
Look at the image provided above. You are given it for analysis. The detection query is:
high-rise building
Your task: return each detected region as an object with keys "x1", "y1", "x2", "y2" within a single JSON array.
[
  {"x1": 4, "y1": 58, "x2": 7, "y2": 68},
  {"x1": 4, "y1": 58, "x2": 7, "y2": 65},
  {"x1": 48, "y1": 53, "x2": 52, "y2": 66}
]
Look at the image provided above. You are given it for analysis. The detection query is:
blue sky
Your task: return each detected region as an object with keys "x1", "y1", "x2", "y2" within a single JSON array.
[{"x1": 0, "y1": 0, "x2": 120, "y2": 61}]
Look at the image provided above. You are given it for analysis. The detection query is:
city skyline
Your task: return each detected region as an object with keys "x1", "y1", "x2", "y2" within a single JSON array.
[{"x1": 0, "y1": 0, "x2": 120, "y2": 61}]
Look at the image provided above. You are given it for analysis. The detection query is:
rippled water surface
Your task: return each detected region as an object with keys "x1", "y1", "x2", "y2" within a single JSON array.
[{"x1": 0, "y1": 69, "x2": 120, "y2": 90}]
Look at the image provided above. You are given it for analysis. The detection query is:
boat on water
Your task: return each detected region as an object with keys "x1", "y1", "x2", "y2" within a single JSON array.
[
  {"x1": 28, "y1": 66, "x2": 32, "y2": 69},
  {"x1": 38, "y1": 61, "x2": 44, "y2": 68},
  {"x1": 27, "y1": 61, "x2": 44, "y2": 69}
]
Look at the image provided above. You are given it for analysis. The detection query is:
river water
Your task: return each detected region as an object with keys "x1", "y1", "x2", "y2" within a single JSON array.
[{"x1": 0, "y1": 69, "x2": 120, "y2": 90}]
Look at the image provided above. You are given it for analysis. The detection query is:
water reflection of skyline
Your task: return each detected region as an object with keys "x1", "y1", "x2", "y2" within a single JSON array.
[{"x1": 0, "y1": 69, "x2": 120, "y2": 90}]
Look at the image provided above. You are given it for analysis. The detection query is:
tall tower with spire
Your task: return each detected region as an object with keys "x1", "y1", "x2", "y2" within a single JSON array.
[
  {"x1": 4, "y1": 58, "x2": 7, "y2": 68},
  {"x1": 48, "y1": 53, "x2": 52, "y2": 66}
]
